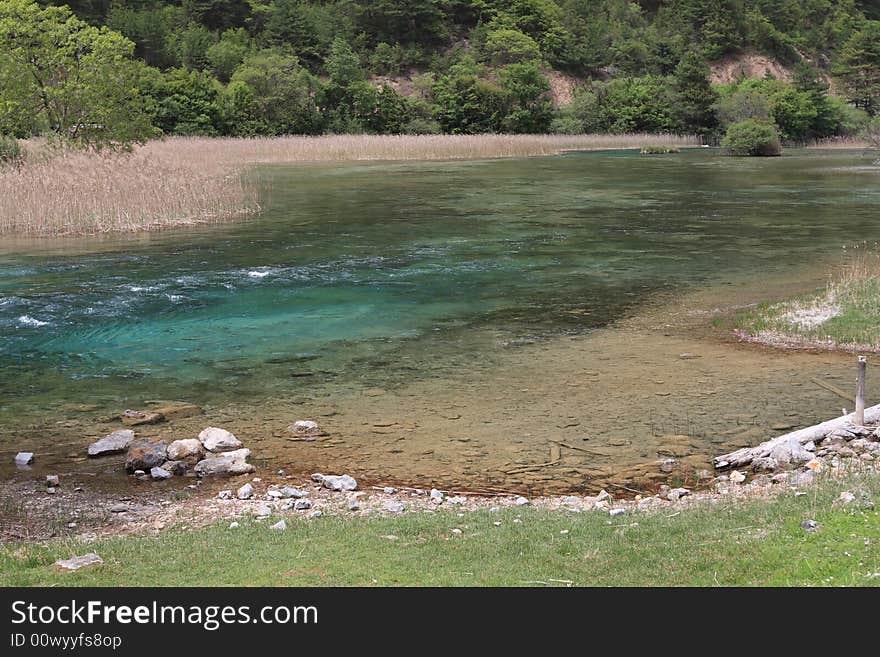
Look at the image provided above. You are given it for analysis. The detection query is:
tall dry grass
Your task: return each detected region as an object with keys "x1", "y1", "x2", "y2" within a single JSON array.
[{"x1": 0, "y1": 133, "x2": 700, "y2": 237}]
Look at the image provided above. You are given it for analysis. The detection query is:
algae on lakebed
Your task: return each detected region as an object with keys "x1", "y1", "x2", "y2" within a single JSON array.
[{"x1": 1, "y1": 149, "x2": 879, "y2": 493}]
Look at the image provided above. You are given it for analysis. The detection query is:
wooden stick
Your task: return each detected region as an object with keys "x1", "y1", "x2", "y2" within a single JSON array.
[
  {"x1": 810, "y1": 377, "x2": 855, "y2": 404},
  {"x1": 856, "y1": 356, "x2": 867, "y2": 426}
]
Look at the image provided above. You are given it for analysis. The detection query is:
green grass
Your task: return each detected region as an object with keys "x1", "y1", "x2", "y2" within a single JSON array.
[
  {"x1": 2, "y1": 474, "x2": 879, "y2": 586},
  {"x1": 640, "y1": 145, "x2": 681, "y2": 154},
  {"x1": 731, "y1": 273, "x2": 880, "y2": 350}
]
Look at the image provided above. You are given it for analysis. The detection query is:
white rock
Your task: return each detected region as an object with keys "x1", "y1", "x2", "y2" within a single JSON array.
[
  {"x1": 167, "y1": 438, "x2": 204, "y2": 461},
  {"x1": 266, "y1": 489, "x2": 283, "y2": 499},
  {"x1": 446, "y1": 495, "x2": 467, "y2": 505},
  {"x1": 514, "y1": 496, "x2": 530, "y2": 506},
  {"x1": 730, "y1": 470, "x2": 746, "y2": 484},
  {"x1": 321, "y1": 474, "x2": 357, "y2": 491},
  {"x1": 14, "y1": 452, "x2": 34, "y2": 466},
  {"x1": 348, "y1": 499, "x2": 360, "y2": 511},
  {"x1": 150, "y1": 466, "x2": 172, "y2": 480},
  {"x1": 46, "y1": 475, "x2": 60, "y2": 487},
  {"x1": 198, "y1": 427, "x2": 242, "y2": 453},
  {"x1": 384, "y1": 501, "x2": 406, "y2": 513},
  {"x1": 87, "y1": 430, "x2": 134, "y2": 458},
  {"x1": 237, "y1": 483, "x2": 254, "y2": 500},
  {"x1": 217, "y1": 489, "x2": 232, "y2": 500},
  {"x1": 294, "y1": 499, "x2": 312, "y2": 511},
  {"x1": 451, "y1": 528, "x2": 463, "y2": 535},
  {"x1": 429, "y1": 489, "x2": 444, "y2": 504},
  {"x1": 609, "y1": 508, "x2": 626, "y2": 517},
  {"x1": 253, "y1": 505, "x2": 272, "y2": 517},
  {"x1": 838, "y1": 491, "x2": 856, "y2": 506},
  {"x1": 666, "y1": 487, "x2": 690, "y2": 502},
  {"x1": 270, "y1": 520, "x2": 287, "y2": 531},
  {"x1": 289, "y1": 420, "x2": 325, "y2": 437},
  {"x1": 53, "y1": 553, "x2": 103, "y2": 571},
  {"x1": 277, "y1": 486, "x2": 308, "y2": 499},
  {"x1": 596, "y1": 489, "x2": 611, "y2": 502},
  {"x1": 194, "y1": 448, "x2": 254, "y2": 477},
  {"x1": 383, "y1": 487, "x2": 397, "y2": 494},
  {"x1": 308, "y1": 511, "x2": 323, "y2": 519},
  {"x1": 229, "y1": 521, "x2": 240, "y2": 529}
]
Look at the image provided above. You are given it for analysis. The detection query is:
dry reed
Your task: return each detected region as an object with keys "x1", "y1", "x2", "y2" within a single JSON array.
[{"x1": 1, "y1": 133, "x2": 700, "y2": 237}]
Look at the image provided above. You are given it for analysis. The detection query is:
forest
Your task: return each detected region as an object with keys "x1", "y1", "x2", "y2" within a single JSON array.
[{"x1": 1, "y1": 0, "x2": 880, "y2": 148}]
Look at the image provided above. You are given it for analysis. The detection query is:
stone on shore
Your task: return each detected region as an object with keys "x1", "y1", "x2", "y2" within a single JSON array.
[
  {"x1": 150, "y1": 466, "x2": 172, "y2": 481},
  {"x1": 237, "y1": 483, "x2": 254, "y2": 500},
  {"x1": 198, "y1": 427, "x2": 242, "y2": 453},
  {"x1": 270, "y1": 520, "x2": 287, "y2": 531},
  {"x1": 124, "y1": 440, "x2": 168, "y2": 472},
  {"x1": 320, "y1": 474, "x2": 357, "y2": 491},
  {"x1": 14, "y1": 452, "x2": 34, "y2": 466},
  {"x1": 194, "y1": 448, "x2": 255, "y2": 477},
  {"x1": 770, "y1": 437, "x2": 814, "y2": 466},
  {"x1": 429, "y1": 489, "x2": 444, "y2": 504},
  {"x1": 46, "y1": 474, "x2": 60, "y2": 487},
  {"x1": 294, "y1": 499, "x2": 312, "y2": 510},
  {"x1": 53, "y1": 553, "x2": 103, "y2": 572},
  {"x1": 121, "y1": 409, "x2": 164, "y2": 426},
  {"x1": 167, "y1": 438, "x2": 204, "y2": 462},
  {"x1": 161, "y1": 460, "x2": 188, "y2": 476},
  {"x1": 384, "y1": 501, "x2": 406, "y2": 513},
  {"x1": 88, "y1": 429, "x2": 135, "y2": 457},
  {"x1": 277, "y1": 486, "x2": 308, "y2": 499}
]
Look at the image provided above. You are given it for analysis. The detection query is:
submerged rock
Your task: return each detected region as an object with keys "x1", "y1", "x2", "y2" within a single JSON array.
[
  {"x1": 161, "y1": 460, "x2": 188, "y2": 476},
  {"x1": 198, "y1": 427, "x2": 242, "y2": 453},
  {"x1": 88, "y1": 429, "x2": 135, "y2": 457},
  {"x1": 287, "y1": 420, "x2": 326, "y2": 439},
  {"x1": 194, "y1": 448, "x2": 255, "y2": 477},
  {"x1": 121, "y1": 409, "x2": 164, "y2": 426},
  {"x1": 124, "y1": 440, "x2": 167, "y2": 472},
  {"x1": 143, "y1": 400, "x2": 202, "y2": 420},
  {"x1": 14, "y1": 452, "x2": 34, "y2": 466}
]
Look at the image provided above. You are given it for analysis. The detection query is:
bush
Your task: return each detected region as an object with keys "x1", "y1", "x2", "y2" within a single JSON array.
[
  {"x1": 721, "y1": 119, "x2": 782, "y2": 156},
  {"x1": 0, "y1": 135, "x2": 21, "y2": 166}
]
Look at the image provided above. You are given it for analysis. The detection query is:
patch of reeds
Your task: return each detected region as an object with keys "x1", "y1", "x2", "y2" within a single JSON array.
[{"x1": 1, "y1": 133, "x2": 700, "y2": 237}]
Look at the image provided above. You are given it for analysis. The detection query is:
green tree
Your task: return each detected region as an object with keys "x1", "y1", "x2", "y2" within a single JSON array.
[
  {"x1": 484, "y1": 28, "x2": 542, "y2": 65},
  {"x1": 225, "y1": 51, "x2": 321, "y2": 135},
  {"x1": 0, "y1": 0, "x2": 155, "y2": 148},
  {"x1": 182, "y1": 0, "x2": 251, "y2": 31},
  {"x1": 500, "y1": 61, "x2": 553, "y2": 132},
  {"x1": 721, "y1": 118, "x2": 782, "y2": 156},
  {"x1": 207, "y1": 28, "x2": 254, "y2": 82},
  {"x1": 833, "y1": 21, "x2": 880, "y2": 114},
  {"x1": 142, "y1": 67, "x2": 224, "y2": 136},
  {"x1": 671, "y1": 50, "x2": 718, "y2": 138}
]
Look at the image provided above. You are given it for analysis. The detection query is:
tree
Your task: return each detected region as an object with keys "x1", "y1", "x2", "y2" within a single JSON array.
[
  {"x1": 721, "y1": 118, "x2": 782, "y2": 156},
  {"x1": 500, "y1": 61, "x2": 554, "y2": 132},
  {"x1": 0, "y1": 0, "x2": 155, "y2": 148},
  {"x1": 672, "y1": 50, "x2": 718, "y2": 138},
  {"x1": 207, "y1": 28, "x2": 254, "y2": 82},
  {"x1": 182, "y1": 0, "x2": 251, "y2": 32},
  {"x1": 484, "y1": 28, "x2": 542, "y2": 65},
  {"x1": 225, "y1": 51, "x2": 321, "y2": 135},
  {"x1": 833, "y1": 21, "x2": 880, "y2": 114}
]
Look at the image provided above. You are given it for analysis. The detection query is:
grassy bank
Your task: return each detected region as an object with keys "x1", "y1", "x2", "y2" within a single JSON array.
[
  {"x1": 2, "y1": 472, "x2": 878, "y2": 586},
  {"x1": 731, "y1": 249, "x2": 880, "y2": 351},
  {"x1": 0, "y1": 134, "x2": 698, "y2": 237}
]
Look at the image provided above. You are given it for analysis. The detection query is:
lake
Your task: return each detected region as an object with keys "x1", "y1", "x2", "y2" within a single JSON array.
[{"x1": 2, "y1": 148, "x2": 879, "y2": 493}]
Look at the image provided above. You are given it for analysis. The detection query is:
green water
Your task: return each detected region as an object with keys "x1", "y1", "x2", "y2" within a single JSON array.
[{"x1": 1, "y1": 149, "x2": 878, "y2": 447}]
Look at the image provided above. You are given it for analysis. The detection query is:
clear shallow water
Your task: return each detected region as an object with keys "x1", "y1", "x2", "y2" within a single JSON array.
[{"x1": 1, "y1": 149, "x2": 879, "y2": 490}]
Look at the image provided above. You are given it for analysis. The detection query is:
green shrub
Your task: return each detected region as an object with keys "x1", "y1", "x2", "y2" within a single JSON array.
[
  {"x1": 0, "y1": 135, "x2": 21, "y2": 165},
  {"x1": 721, "y1": 119, "x2": 782, "y2": 156}
]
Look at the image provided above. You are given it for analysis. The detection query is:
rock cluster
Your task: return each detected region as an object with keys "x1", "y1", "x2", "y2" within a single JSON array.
[{"x1": 87, "y1": 426, "x2": 255, "y2": 479}]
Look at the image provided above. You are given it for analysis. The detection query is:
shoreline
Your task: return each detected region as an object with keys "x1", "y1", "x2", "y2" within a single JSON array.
[{"x1": 1, "y1": 134, "x2": 700, "y2": 239}]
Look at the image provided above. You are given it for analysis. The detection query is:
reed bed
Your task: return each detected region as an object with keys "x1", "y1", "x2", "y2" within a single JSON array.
[
  {"x1": 0, "y1": 133, "x2": 700, "y2": 237},
  {"x1": 803, "y1": 136, "x2": 872, "y2": 149}
]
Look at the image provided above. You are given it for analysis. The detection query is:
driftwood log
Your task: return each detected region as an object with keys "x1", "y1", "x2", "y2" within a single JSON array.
[{"x1": 714, "y1": 402, "x2": 880, "y2": 470}]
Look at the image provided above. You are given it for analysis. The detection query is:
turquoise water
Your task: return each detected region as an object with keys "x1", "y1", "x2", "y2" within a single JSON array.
[{"x1": 1, "y1": 149, "x2": 879, "y2": 430}]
